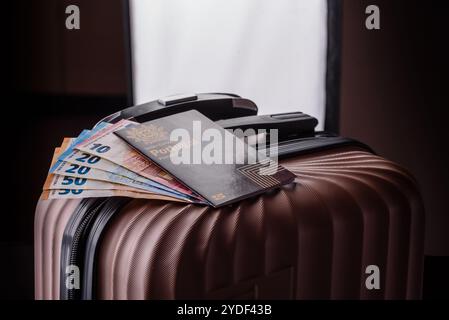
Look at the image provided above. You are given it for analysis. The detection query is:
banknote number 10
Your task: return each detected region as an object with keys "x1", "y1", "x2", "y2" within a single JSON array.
[{"x1": 90, "y1": 143, "x2": 111, "y2": 154}]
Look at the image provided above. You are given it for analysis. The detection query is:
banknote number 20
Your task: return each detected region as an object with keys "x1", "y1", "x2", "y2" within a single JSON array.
[
  {"x1": 65, "y1": 164, "x2": 91, "y2": 175},
  {"x1": 90, "y1": 143, "x2": 111, "y2": 154},
  {"x1": 76, "y1": 153, "x2": 101, "y2": 164}
]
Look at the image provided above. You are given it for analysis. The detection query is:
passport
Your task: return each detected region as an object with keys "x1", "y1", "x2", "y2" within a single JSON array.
[{"x1": 114, "y1": 110, "x2": 295, "y2": 207}]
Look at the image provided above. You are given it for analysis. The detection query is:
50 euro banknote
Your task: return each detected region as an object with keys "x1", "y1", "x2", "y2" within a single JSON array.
[
  {"x1": 40, "y1": 188, "x2": 187, "y2": 203},
  {"x1": 44, "y1": 173, "x2": 157, "y2": 193}
]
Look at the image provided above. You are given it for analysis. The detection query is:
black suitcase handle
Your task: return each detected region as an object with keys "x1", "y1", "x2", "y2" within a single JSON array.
[
  {"x1": 217, "y1": 113, "x2": 373, "y2": 154},
  {"x1": 95, "y1": 93, "x2": 257, "y2": 127},
  {"x1": 217, "y1": 112, "x2": 319, "y2": 139}
]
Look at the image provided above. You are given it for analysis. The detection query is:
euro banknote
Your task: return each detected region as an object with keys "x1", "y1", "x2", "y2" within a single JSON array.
[
  {"x1": 74, "y1": 120, "x2": 195, "y2": 196},
  {"x1": 45, "y1": 143, "x2": 153, "y2": 194},
  {"x1": 51, "y1": 120, "x2": 197, "y2": 198},
  {"x1": 41, "y1": 118, "x2": 204, "y2": 203},
  {"x1": 40, "y1": 188, "x2": 187, "y2": 202},
  {"x1": 51, "y1": 158, "x2": 196, "y2": 201},
  {"x1": 50, "y1": 122, "x2": 109, "y2": 173},
  {"x1": 60, "y1": 150, "x2": 180, "y2": 194},
  {"x1": 44, "y1": 173, "x2": 157, "y2": 193},
  {"x1": 52, "y1": 135, "x2": 183, "y2": 195},
  {"x1": 42, "y1": 140, "x2": 199, "y2": 203}
]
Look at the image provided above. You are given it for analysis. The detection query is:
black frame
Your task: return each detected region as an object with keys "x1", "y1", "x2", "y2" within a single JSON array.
[
  {"x1": 122, "y1": 0, "x2": 342, "y2": 133},
  {"x1": 122, "y1": 0, "x2": 134, "y2": 107},
  {"x1": 325, "y1": 0, "x2": 342, "y2": 133}
]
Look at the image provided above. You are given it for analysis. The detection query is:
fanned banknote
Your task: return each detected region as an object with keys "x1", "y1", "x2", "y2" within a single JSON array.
[
  {"x1": 45, "y1": 148, "x2": 170, "y2": 194},
  {"x1": 41, "y1": 134, "x2": 201, "y2": 203},
  {"x1": 74, "y1": 120, "x2": 197, "y2": 197},
  {"x1": 40, "y1": 189, "x2": 186, "y2": 202},
  {"x1": 49, "y1": 123, "x2": 181, "y2": 195}
]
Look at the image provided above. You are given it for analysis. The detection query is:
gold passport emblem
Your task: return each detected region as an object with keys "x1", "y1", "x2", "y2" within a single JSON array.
[{"x1": 125, "y1": 124, "x2": 168, "y2": 144}]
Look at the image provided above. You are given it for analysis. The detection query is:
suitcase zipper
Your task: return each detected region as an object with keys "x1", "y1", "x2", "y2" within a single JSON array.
[
  {"x1": 66, "y1": 199, "x2": 106, "y2": 300},
  {"x1": 81, "y1": 197, "x2": 131, "y2": 299},
  {"x1": 60, "y1": 197, "x2": 131, "y2": 300},
  {"x1": 60, "y1": 198, "x2": 107, "y2": 300}
]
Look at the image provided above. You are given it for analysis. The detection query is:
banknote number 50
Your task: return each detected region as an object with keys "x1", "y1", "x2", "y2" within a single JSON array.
[
  {"x1": 90, "y1": 143, "x2": 111, "y2": 154},
  {"x1": 58, "y1": 189, "x2": 83, "y2": 195},
  {"x1": 62, "y1": 177, "x2": 87, "y2": 186}
]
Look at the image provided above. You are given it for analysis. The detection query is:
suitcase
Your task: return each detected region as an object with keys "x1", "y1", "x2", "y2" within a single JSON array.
[{"x1": 34, "y1": 93, "x2": 425, "y2": 300}]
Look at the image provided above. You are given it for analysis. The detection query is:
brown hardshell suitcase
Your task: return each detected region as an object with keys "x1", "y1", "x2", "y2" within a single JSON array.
[
  {"x1": 35, "y1": 146, "x2": 425, "y2": 299},
  {"x1": 34, "y1": 95, "x2": 425, "y2": 300}
]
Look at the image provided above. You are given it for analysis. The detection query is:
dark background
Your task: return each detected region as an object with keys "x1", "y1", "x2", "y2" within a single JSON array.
[{"x1": 3, "y1": 0, "x2": 448, "y2": 299}]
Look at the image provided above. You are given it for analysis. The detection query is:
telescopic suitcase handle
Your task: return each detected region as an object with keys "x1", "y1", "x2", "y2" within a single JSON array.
[
  {"x1": 217, "y1": 113, "x2": 375, "y2": 156},
  {"x1": 217, "y1": 112, "x2": 319, "y2": 139},
  {"x1": 95, "y1": 93, "x2": 257, "y2": 127}
]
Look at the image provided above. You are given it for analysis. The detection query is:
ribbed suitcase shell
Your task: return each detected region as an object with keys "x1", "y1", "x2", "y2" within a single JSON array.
[
  {"x1": 35, "y1": 146, "x2": 425, "y2": 299},
  {"x1": 34, "y1": 199, "x2": 82, "y2": 299}
]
